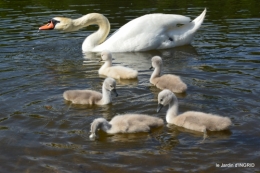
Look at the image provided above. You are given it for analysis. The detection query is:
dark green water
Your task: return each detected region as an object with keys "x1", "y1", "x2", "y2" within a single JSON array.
[{"x1": 0, "y1": 0, "x2": 260, "y2": 172}]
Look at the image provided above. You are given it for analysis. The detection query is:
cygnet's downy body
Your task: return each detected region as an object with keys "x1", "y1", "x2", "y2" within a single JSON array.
[
  {"x1": 98, "y1": 50, "x2": 138, "y2": 79},
  {"x1": 150, "y1": 56, "x2": 187, "y2": 93},
  {"x1": 89, "y1": 114, "x2": 164, "y2": 139},
  {"x1": 157, "y1": 89, "x2": 231, "y2": 139},
  {"x1": 63, "y1": 77, "x2": 118, "y2": 105}
]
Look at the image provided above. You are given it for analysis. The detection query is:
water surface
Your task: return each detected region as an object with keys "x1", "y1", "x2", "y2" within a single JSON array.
[{"x1": 0, "y1": 0, "x2": 260, "y2": 172}]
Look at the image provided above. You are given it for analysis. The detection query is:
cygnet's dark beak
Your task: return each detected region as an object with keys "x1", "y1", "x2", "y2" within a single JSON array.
[
  {"x1": 99, "y1": 59, "x2": 103, "y2": 62},
  {"x1": 157, "y1": 104, "x2": 164, "y2": 113},
  {"x1": 113, "y1": 89, "x2": 118, "y2": 97},
  {"x1": 149, "y1": 66, "x2": 154, "y2": 70}
]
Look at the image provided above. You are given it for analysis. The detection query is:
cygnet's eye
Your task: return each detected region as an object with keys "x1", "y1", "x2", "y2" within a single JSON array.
[
  {"x1": 110, "y1": 85, "x2": 113, "y2": 88},
  {"x1": 160, "y1": 99, "x2": 163, "y2": 102}
]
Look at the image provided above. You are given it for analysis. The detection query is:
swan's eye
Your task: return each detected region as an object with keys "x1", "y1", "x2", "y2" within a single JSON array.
[
  {"x1": 46, "y1": 20, "x2": 52, "y2": 26},
  {"x1": 160, "y1": 99, "x2": 163, "y2": 102},
  {"x1": 110, "y1": 85, "x2": 113, "y2": 88},
  {"x1": 51, "y1": 19, "x2": 60, "y2": 25}
]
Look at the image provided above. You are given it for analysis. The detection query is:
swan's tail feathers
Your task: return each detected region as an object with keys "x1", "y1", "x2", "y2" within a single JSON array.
[
  {"x1": 165, "y1": 8, "x2": 206, "y2": 48},
  {"x1": 119, "y1": 68, "x2": 138, "y2": 79},
  {"x1": 179, "y1": 8, "x2": 206, "y2": 45},
  {"x1": 192, "y1": 8, "x2": 207, "y2": 29},
  {"x1": 172, "y1": 82, "x2": 187, "y2": 93},
  {"x1": 63, "y1": 91, "x2": 69, "y2": 100}
]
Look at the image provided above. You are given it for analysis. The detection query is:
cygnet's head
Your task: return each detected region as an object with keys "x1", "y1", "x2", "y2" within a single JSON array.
[
  {"x1": 150, "y1": 56, "x2": 163, "y2": 70},
  {"x1": 39, "y1": 17, "x2": 74, "y2": 31},
  {"x1": 157, "y1": 89, "x2": 175, "y2": 112},
  {"x1": 101, "y1": 50, "x2": 112, "y2": 61},
  {"x1": 89, "y1": 118, "x2": 106, "y2": 140},
  {"x1": 104, "y1": 77, "x2": 118, "y2": 97},
  {"x1": 89, "y1": 132, "x2": 97, "y2": 140}
]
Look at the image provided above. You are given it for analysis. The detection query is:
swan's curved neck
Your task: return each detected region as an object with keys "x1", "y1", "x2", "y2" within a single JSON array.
[
  {"x1": 101, "y1": 121, "x2": 112, "y2": 132},
  {"x1": 73, "y1": 13, "x2": 110, "y2": 51},
  {"x1": 99, "y1": 60, "x2": 112, "y2": 74},
  {"x1": 166, "y1": 94, "x2": 179, "y2": 123},
  {"x1": 151, "y1": 65, "x2": 162, "y2": 80},
  {"x1": 91, "y1": 118, "x2": 112, "y2": 134},
  {"x1": 102, "y1": 59, "x2": 113, "y2": 68},
  {"x1": 99, "y1": 84, "x2": 112, "y2": 105}
]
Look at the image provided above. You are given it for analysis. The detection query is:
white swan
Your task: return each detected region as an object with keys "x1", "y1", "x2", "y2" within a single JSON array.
[
  {"x1": 157, "y1": 89, "x2": 232, "y2": 139},
  {"x1": 99, "y1": 50, "x2": 138, "y2": 79},
  {"x1": 89, "y1": 114, "x2": 164, "y2": 139},
  {"x1": 150, "y1": 56, "x2": 187, "y2": 93},
  {"x1": 63, "y1": 77, "x2": 118, "y2": 105},
  {"x1": 39, "y1": 9, "x2": 206, "y2": 52}
]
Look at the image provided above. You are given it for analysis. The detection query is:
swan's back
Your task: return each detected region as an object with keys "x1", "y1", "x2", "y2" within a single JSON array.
[
  {"x1": 96, "y1": 14, "x2": 190, "y2": 52},
  {"x1": 101, "y1": 66, "x2": 138, "y2": 79},
  {"x1": 108, "y1": 114, "x2": 163, "y2": 134},
  {"x1": 176, "y1": 111, "x2": 232, "y2": 131},
  {"x1": 112, "y1": 13, "x2": 191, "y2": 39},
  {"x1": 151, "y1": 74, "x2": 187, "y2": 93},
  {"x1": 94, "y1": 9, "x2": 206, "y2": 52},
  {"x1": 99, "y1": 50, "x2": 138, "y2": 79},
  {"x1": 63, "y1": 90, "x2": 102, "y2": 105}
]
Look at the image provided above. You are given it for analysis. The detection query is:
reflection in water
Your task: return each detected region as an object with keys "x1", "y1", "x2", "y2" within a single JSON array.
[
  {"x1": 83, "y1": 45, "x2": 198, "y2": 64},
  {"x1": 167, "y1": 124, "x2": 232, "y2": 142}
]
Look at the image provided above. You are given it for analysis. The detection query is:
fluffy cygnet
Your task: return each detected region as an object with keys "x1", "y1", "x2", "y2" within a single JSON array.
[
  {"x1": 150, "y1": 56, "x2": 187, "y2": 93},
  {"x1": 157, "y1": 89, "x2": 232, "y2": 139},
  {"x1": 89, "y1": 114, "x2": 164, "y2": 139},
  {"x1": 98, "y1": 50, "x2": 138, "y2": 79},
  {"x1": 63, "y1": 77, "x2": 118, "y2": 105}
]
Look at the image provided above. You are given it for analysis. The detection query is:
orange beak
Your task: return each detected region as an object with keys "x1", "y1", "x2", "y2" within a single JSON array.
[{"x1": 39, "y1": 20, "x2": 55, "y2": 30}]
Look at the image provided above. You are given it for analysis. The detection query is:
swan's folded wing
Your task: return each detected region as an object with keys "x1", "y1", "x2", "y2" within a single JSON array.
[
  {"x1": 155, "y1": 74, "x2": 187, "y2": 93},
  {"x1": 96, "y1": 14, "x2": 191, "y2": 52},
  {"x1": 63, "y1": 90, "x2": 102, "y2": 104}
]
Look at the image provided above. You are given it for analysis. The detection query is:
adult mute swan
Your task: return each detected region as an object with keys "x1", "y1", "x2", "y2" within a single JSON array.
[
  {"x1": 39, "y1": 9, "x2": 206, "y2": 52},
  {"x1": 157, "y1": 90, "x2": 232, "y2": 139},
  {"x1": 63, "y1": 77, "x2": 118, "y2": 105},
  {"x1": 150, "y1": 56, "x2": 187, "y2": 93},
  {"x1": 99, "y1": 50, "x2": 138, "y2": 79},
  {"x1": 89, "y1": 114, "x2": 164, "y2": 139}
]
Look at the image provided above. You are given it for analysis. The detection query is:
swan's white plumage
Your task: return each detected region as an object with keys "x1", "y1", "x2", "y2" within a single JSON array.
[
  {"x1": 157, "y1": 90, "x2": 232, "y2": 134},
  {"x1": 63, "y1": 77, "x2": 118, "y2": 105},
  {"x1": 39, "y1": 9, "x2": 206, "y2": 52},
  {"x1": 98, "y1": 50, "x2": 138, "y2": 79},
  {"x1": 94, "y1": 14, "x2": 191, "y2": 52},
  {"x1": 89, "y1": 114, "x2": 164, "y2": 139},
  {"x1": 150, "y1": 56, "x2": 187, "y2": 93}
]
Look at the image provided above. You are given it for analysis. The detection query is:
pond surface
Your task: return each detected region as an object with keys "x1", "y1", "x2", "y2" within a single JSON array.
[{"x1": 0, "y1": 0, "x2": 260, "y2": 172}]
